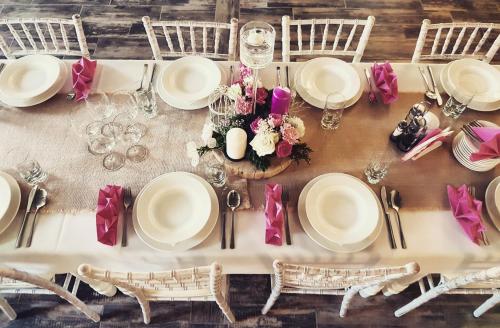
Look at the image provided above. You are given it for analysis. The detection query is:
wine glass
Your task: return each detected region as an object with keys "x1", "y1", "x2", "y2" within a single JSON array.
[{"x1": 240, "y1": 21, "x2": 275, "y2": 113}]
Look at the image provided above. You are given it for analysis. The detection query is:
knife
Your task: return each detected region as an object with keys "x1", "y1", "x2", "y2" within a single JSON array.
[
  {"x1": 426, "y1": 66, "x2": 442, "y2": 106},
  {"x1": 15, "y1": 185, "x2": 38, "y2": 248},
  {"x1": 220, "y1": 192, "x2": 226, "y2": 249},
  {"x1": 380, "y1": 186, "x2": 397, "y2": 249}
]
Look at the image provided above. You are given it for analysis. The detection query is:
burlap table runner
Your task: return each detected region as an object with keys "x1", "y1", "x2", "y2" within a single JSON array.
[{"x1": 1, "y1": 93, "x2": 498, "y2": 213}]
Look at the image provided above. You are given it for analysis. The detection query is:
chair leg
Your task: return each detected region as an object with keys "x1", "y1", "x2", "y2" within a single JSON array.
[
  {"x1": 0, "y1": 297, "x2": 16, "y2": 320},
  {"x1": 262, "y1": 274, "x2": 282, "y2": 315},
  {"x1": 394, "y1": 288, "x2": 441, "y2": 317},
  {"x1": 340, "y1": 287, "x2": 359, "y2": 318},
  {"x1": 473, "y1": 293, "x2": 500, "y2": 318}
]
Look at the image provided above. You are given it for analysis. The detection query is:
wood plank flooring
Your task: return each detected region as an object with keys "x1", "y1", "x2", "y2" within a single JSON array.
[
  {"x1": 0, "y1": 0, "x2": 499, "y2": 326},
  {"x1": 0, "y1": 0, "x2": 498, "y2": 62},
  {"x1": 1, "y1": 274, "x2": 499, "y2": 327}
]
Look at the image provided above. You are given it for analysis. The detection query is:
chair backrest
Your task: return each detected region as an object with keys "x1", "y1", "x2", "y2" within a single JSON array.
[
  {"x1": 142, "y1": 16, "x2": 238, "y2": 61},
  {"x1": 78, "y1": 263, "x2": 219, "y2": 301},
  {"x1": 412, "y1": 19, "x2": 500, "y2": 63},
  {"x1": 0, "y1": 14, "x2": 89, "y2": 59},
  {"x1": 274, "y1": 260, "x2": 419, "y2": 291},
  {"x1": 281, "y1": 15, "x2": 375, "y2": 63}
]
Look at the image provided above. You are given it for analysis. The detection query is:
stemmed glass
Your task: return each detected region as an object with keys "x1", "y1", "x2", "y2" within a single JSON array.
[{"x1": 240, "y1": 21, "x2": 276, "y2": 113}]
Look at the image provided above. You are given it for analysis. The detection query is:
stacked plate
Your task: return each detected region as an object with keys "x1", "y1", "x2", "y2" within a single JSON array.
[
  {"x1": 0, "y1": 171, "x2": 21, "y2": 235},
  {"x1": 298, "y1": 173, "x2": 383, "y2": 253},
  {"x1": 156, "y1": 56, "x2": 223, "y2": 110},
  {"x1": 294, "y1": 57, "x2": 363, "y2": 109},
  {"x1": 0, "y1": 55, "x2": 67, "y2": 107},
  {"x1": 452, "y1": 120, "x2": 499, "y2": 172},
  {"x1": 485, "y1": 176, "x2": 500, "y2": 231},
  {"x1": 440, "y1": 58, "x2": 500, "y2": 112},
  {"x1": 132, "y1": 172, "x2": 218, "y2": 251}
]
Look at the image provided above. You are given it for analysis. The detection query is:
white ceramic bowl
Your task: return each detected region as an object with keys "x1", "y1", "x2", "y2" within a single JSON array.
[
  {"x1": 160, "y1": 56, "x2": 221, "y2": 103},
  {"x1": 136, "y1": 172, "x2": 212, "y2": 245},
  {"x1": 305, "y1": 173, "x2": 379, "y2": 246}
]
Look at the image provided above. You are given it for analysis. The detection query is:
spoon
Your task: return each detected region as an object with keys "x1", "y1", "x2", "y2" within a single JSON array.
[
  {"x1": 26, "y1": 188, "x2": 47, "y2": 248},
  {"x1": 226, "y1": 190, "x2": 241, "y2": 249},
  {"x1": 390, "y1": 189, "x2": 406, "y2": 249},
  {"x1": 418, "y1": 67, "x2": 437, "y2": 101}
]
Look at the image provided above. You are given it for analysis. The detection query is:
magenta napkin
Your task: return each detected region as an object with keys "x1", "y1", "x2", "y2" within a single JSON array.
[
  {"x1": 72, "y1": 57, "x2": 97, "y2": 101},
  {"x1": 264, "y1": 184, "x2": 284, "y2": 246},
  {"x1": 96, "y1": 185, "x2": 123, "y2": 246},
  {"x1": 371, "y1": 62, "x2": 399, "y2": 104},
  {"x1": 470, "y1": 127, "x2": 500, "y2": 161},
  {"x1": 447, "y1": 184, "x2": 486, "y2": 245}
]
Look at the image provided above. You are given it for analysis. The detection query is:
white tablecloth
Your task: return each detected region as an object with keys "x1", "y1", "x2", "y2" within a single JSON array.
[{"x1": 0, "y1": 60, "x2": 498, "y2": 287}]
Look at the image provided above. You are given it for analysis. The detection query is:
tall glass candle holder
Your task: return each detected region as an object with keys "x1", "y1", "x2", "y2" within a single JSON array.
[{"x1": 240, "y1": 21, "x2": 275, "y2": 113}]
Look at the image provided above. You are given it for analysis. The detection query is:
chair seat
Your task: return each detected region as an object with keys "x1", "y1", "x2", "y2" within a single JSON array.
[{"x1": 441, "y1": 274, "x2": 500, "y2": 290}]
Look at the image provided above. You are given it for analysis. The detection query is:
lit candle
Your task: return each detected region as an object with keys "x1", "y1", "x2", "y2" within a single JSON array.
[
  {"x1": 226, "y1": 128, "x2": 247, "y2": 160},
  {"x1": 271, "y1": 87, "x2": 291, "y2": 115}
]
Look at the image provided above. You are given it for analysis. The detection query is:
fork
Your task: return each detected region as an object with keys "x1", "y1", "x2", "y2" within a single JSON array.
[
  {"x1": 122, "y1": 187, "x2": 132, "y2": 247},
  {"x1": 468, "y1": 185, "x2": 490, "y2": 246},
  {"x1": 281, "y1": 187, "x2": 291, "y2": 245},
  {"x1": 462, "y1": 122, "x2": 484, "y2": 143}
]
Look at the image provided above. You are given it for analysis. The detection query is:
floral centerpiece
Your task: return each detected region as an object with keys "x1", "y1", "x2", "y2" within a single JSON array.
[{"x1": 195, "y1": 64, "x2": 312, "y2": 171}]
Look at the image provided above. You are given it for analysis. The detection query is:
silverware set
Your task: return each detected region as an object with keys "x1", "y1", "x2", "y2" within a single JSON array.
[
  {"x1": 15, "y1": 185, "x2": 47, "y2": 248},
  {"x1": 418, "y1": 66, "x2": 442, "y2": 106},
  {"x1": 281, "y1": 187, "x2": 291, "y2": 245},
  {"x1": 380, "y1": 186, "x2": 406, "y2": 249},
  {"x1": 136, "y1": 63, "x2": 149, "y2": 92},
  {"x1": 461, "y1": 120, "x2": 484, "y2": 143},
  {"x1": 364, "y1": 68, "x2": 378, "y2": 104},
  {"x1": 226, "y1": 189, "x2": 241, "y2": 249},
  {"x1": 467, "y1": 185, "x2": 490, "y2": 246},
  {"x1": 121, "y1": 187, "x2": 132, "y2": 247},
  {"x1": 276, "y1": 65, "x2": 282, "y2": 87}
]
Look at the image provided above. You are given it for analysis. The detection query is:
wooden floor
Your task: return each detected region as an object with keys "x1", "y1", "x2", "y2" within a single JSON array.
[
  {"x1": 1, "y1": 274, "x2": 499, "y2": 327},
  {"x1": 0, "y1": 1, "x2": 499, "y2": 327},
  {"x1": 0, "y1": 0, "x2": 498, "y2": 62}
]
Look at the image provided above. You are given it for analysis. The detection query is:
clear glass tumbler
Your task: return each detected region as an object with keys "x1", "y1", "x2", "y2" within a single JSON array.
[
  {"x1": 364, "y1": 160, "x2": 389, "y2": 185},
  {"x1": 16, "y1": 159, "x2": 48, "y2": 185},
  {"x1": 442, "y1": 94, "x2": 475, "y2": 119},
  {"x1": 321, "y1": 92, "x2": 346, "y2": 130},
  {"x1": 204, "y1": 150, "x2": 227, "y2": 188},
  {"x1": 135, "y1": 88, "x2": 158, "y2": 118}
]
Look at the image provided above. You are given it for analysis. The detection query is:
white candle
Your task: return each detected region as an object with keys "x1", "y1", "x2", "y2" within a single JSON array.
[{"x1": 226, "y1": 128, "x2": 247, "y2": 160}]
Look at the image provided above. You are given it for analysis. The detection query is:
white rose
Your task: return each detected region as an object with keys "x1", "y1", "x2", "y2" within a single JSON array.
[
  {"x1": 243, "y1": 75, "x2": 254, "y2": 86},
  {"x1": 201, "y1": 122, "x2": 213, "y2": 145},
  {"x1": 226, "y1": 84, "x2": 242, "y2": 100},
  {"x1": 250, "y1": 132, "x2": 279, "y2": 157},
  {"x1": 207, "y1": 137, "x2": 217, "y2": 149},
  {"x1": 186, "y1": 141, "x2": 200, "y2": 167},
  {"x1": 286, "y1": 116, "x2": 305, "y2": 138}
]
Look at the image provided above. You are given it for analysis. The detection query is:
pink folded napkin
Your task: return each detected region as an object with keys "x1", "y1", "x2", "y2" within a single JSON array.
[
  {"x1": 470, "y1": 127, "x2": 500, "y2": 161},
  {"x1": 447, "y1": 184, "x2": 486, "y2": 245},
  {"x1": 96, "y1": 185, "x2": 123, "y2": 246},
  {"x1": 264, "y1": 184, "x2": 284, "y2": 246},
  {"x1": 371, "y1": 62, "x2": 398, "y2": 104},
  {"x1": 72, "y1": 57, "x2": 97, "y2": 101}
]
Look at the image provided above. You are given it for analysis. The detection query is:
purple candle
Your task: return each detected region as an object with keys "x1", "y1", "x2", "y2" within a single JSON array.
[{"x1": 271, "y1": 87, "x2": 291, "y2": 115}]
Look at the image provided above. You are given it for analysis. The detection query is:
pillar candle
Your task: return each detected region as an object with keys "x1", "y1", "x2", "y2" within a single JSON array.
[
  {"x1": 271, "y1": 87, "x2": 291, "y2": 115},
  {"x1": 226, "y1": 128, "x2": 247, "y2": 160}
]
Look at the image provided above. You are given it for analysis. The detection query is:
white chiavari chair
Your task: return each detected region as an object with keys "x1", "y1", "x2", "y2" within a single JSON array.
[
  {"x1": 395, "y1": 267, "x2": 500, "y2": 318},
  {"x1": 0, "y1": 14, "x2": 89, "y2": 59},
  {"x1": 262, "y1": 260, "x2": 419, "y2": 317},
  {"x1": 142, "y1": 16, "x2": 238, "y2": 61},
  {"x1": 0, "y1": 268, "x2": 99, "y2": 322},
  {"x1": 281, "y1": 15, "x2": 375, "y2": 63},
  {"x1": 412, "y1": 19, "x2": 500, "y2": 63},
  {"x1": 77, "y1": 262, "x2": 235, "y2": 324}
]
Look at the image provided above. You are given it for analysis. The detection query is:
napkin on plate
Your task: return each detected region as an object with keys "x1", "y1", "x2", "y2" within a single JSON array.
[
  {"x1": 470, "y1": 127, "x2": 500, "y2": 161},
  {"x1": 96, "y1": 185, "x2": 123, "y2": 246},
  {"x1": 264, "y1": 184, "x2": 284, "y2": 246},
  {"x1": 447, "y1": 184, "x2": 486, "y2": 245},
  {"x1": 371, "y1": 62, "x2": 398, "y2": 104},
  {"x1": 72, "y1": 57, "x2": 97, "y2": 102}
]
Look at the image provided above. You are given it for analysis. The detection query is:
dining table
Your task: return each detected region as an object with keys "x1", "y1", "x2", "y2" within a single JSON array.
[{"x1": 0, "y1": 59, "x2": 498, "y2": 296}]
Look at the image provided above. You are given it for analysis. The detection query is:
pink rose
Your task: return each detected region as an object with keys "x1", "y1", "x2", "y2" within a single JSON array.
[
  {"x1": 281, "y1": 123, "x2": 300, "y2": 145},
  {"x1": 250, "y1": 117, "x2": 262, "y2": 133},
  {"x1": 276, "y1": 140, "x2": 293, "y2": 158},
  {"x1": 239, "y1": 63, "x2": 253, "y2": 80},
  {"x1": 268, "y1": 113, "x2": 283, "y2": 128},
  {"x1": 235, "y1": 96, "x2": 253, "y2": 115}
]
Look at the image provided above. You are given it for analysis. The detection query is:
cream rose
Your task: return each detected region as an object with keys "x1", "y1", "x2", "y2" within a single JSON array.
[
  {"x1": 286, "y1": 116, "x2": 306, "y2": 138},
  {"x1": 250, "y1": 132, "x2": 279, "y2": 157}
]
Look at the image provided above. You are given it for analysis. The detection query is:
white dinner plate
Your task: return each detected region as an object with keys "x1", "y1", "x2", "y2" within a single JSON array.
[
  {"x1": 485, "y1": 176, "x2": 500, "y2": 231},
  {"x1": 294, "y1": 62, "x2": 363, "y2": 109},
  {"x1": 305, "y1": 174, "x2": 379, "y2": 246},
  {"x1": 136, "y1": 172, "x2": 212, "y2": 245},
  {"x1": 0, "y1": 55, "x2": 61, "y2": 100},
  {"x1": 298, "y1": 173, "x2": 383, "y2": 253},
  {"x1": 156, "y1": 62, "x2": 226, "y2": 110},
  {"x1": 452, "y1": 133, "x2": 498, "y2": 172},
  {"x1": 132, "y1": 172, "x2": 218, "y2": 252},
  {"x1": 0, "y1": 60, "x2": 67, "y2": 108},
  {"x1": 0, "y1": 175, "x2": 11, "y2": 220},
  {"x1": 0, "y1": 171, "x2": 21, "y2": 235},
  {"x1": 440, "y1": 61, "x2": 500, "y2": 112}
]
